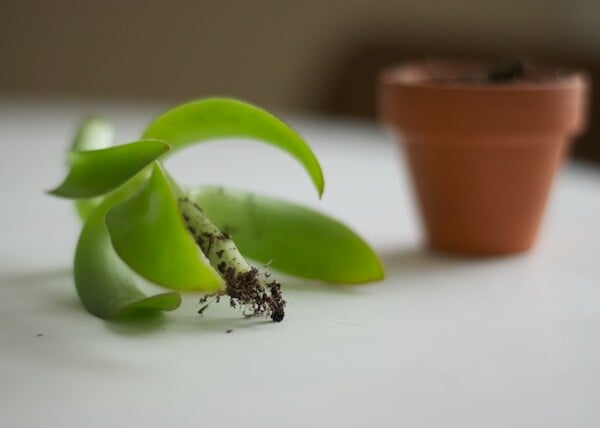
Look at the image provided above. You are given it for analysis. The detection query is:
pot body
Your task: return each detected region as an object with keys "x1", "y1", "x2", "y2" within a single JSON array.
[{"x1": 379, "y1": 61, "x2": 589, "y2": 255}]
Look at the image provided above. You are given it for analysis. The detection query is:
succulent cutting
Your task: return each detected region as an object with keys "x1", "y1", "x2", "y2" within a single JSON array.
[{"x1": 49, "y1": 98, "x2": 384, "y2": 322}]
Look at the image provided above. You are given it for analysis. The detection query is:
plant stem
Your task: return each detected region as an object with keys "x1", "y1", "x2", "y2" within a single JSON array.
[{"x1": 179, "y1": 197, "x2": 285, "y2": 322}]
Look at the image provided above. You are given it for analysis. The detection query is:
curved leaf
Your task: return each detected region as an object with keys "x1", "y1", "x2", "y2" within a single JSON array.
[
  {"x1": 68, "y1": 117, "x2": 115, "y2": 220},
  {"x1": 74, "y1": 202, "x2": 181, "y2": 319},
  {"x1": 142, "y1": 98, "x2": 324, "y2": 197},
  {"x1": 74, "y1": 195, "x2": 103, "y2": 221},
  {"x1": 105, "y1": 163, "x2": 224, "y2": 292},
  {"x1": 189, "y1": 186, "x2": 384, "y2": 283},
  {"x1": 49, "y1": 140, "x2": 171, "y2": 199},
  {"x1": 70, "y1": 116, "x2": 114, "y2": 152}
]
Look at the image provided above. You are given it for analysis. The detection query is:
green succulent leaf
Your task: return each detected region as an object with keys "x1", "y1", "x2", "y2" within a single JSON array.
[
  {"x1": 189, "y1": 186, "x2": 384, "y2": 283},
  {"x1": 74, "y1": 202, "x2": 181, "y2": 319},
  {"x1": 68, "y1": 117, "x2": 115, "y2": 220},
  {"x1": 48, "y1": 139, "x2": 171, "y2": 199},
  {"x1": 105, "y1": 163, "x2": 224, "y2": 292},
  {"x1": 74, "y1": 196, "x2": 103, "y2": 221},
  {"x1": 142, "y1": 98, "x2": 324, "y2": 197},
  {"x1": 70, "y1": 116, "x2": 115, "y2": 152}
]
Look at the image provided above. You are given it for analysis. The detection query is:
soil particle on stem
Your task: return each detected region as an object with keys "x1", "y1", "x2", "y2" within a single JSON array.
[
  {"x1": 181, "y1": 197, "x2": 286, "y2": 322},
  {"x1": 216, "y1": 264, "x2": 286, "y2": 322},
  {"x1": 197, "y1": 271, "x2": 286, "y2": 322}
]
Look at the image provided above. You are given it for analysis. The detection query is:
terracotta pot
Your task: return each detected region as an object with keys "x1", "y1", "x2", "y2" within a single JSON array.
[{"x1": 379, "y1": 61, "x2": 589, "y2": 255}]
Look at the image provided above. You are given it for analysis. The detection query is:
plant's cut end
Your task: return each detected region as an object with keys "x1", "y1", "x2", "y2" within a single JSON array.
[
  {"x1": 216, "y1": 264, "x2": 286, "y2": 322},
  {"x1": 179, "y1": 197, "x2": 286, "y2": 322},
  {"x1": 197, "y1": 266, "x2": 286, "y2": 322}
]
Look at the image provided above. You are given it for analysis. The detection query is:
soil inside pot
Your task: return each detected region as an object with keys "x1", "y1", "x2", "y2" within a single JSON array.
[{"x1": 431, "y1": 60, "x2": 570, "y2": 85}]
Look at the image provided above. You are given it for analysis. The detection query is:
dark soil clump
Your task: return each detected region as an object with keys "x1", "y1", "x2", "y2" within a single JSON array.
[
  {"x1": 198, "y1": 265, "x2": 286, "y2": 322},
  {"x1": 432, "y1": 59, "x2": 568, "y2": 85},
  {"x1": 181, "y1": 197, "x2": 286, "y2": 322},
  {"x1": 487, "y1": 59, "x2": 525, "y2": 82},
  {"x1": 217, "y1": 263, "x2": 286, "y2": 322}
]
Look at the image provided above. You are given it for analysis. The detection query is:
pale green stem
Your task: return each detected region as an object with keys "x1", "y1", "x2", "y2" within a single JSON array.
[{"x1": 179, "y1": 197, "x2": 285, "y2": 321}]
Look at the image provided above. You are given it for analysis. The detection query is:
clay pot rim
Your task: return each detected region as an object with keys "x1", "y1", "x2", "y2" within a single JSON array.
[
  {"x1": 381, "y1": 60, "x2": 588, "y2": 93},
  {"x1": 379, "y1": 59, "x2": 589, "y2": 138}
]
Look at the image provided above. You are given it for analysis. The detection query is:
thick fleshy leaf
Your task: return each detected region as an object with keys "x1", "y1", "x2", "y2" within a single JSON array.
[
  {"x1": 189, "y1": 186, "x2": 384, "y2": 283},
  {"x1": 70, "y1": 116, "x2": 115, "y2": 152},
  {"x1": 74, "y1": 202, "x2": 181, "y2": 319},
  {"x1": 68, "y1": 117, "x2": 115, "y2": 220},
  {"x1": 49, "y1": 140, "x2": 170, "y2": 199},
  {"x1": 74, "y1": 196, "x2": 104, "y2": 221},
  {"x1": 142, "y1": 98, "x2": 324, "y2": 197},
  {"x1": 105, "y1": 163, "x2": 224, "y2": 292}
]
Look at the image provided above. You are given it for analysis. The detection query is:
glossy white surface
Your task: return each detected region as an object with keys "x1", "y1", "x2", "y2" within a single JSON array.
[{"x1": 1, "y1": 98, "x2": 599, "y2": 428}]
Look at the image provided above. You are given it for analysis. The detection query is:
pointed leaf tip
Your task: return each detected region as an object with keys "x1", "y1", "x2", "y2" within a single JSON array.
[{"x1": 49, "y1": 140, "x2": 171, "y2": 199}]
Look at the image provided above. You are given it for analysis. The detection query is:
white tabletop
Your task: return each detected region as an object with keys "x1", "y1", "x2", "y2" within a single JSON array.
[{"x1": 1, "y1": 98, "x2": 599, "y2": 428}]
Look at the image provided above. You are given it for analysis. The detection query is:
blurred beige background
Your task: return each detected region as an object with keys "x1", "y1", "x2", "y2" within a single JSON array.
[{"x1": 2, "y1": 0, "x2": 599, "y2": 158}]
